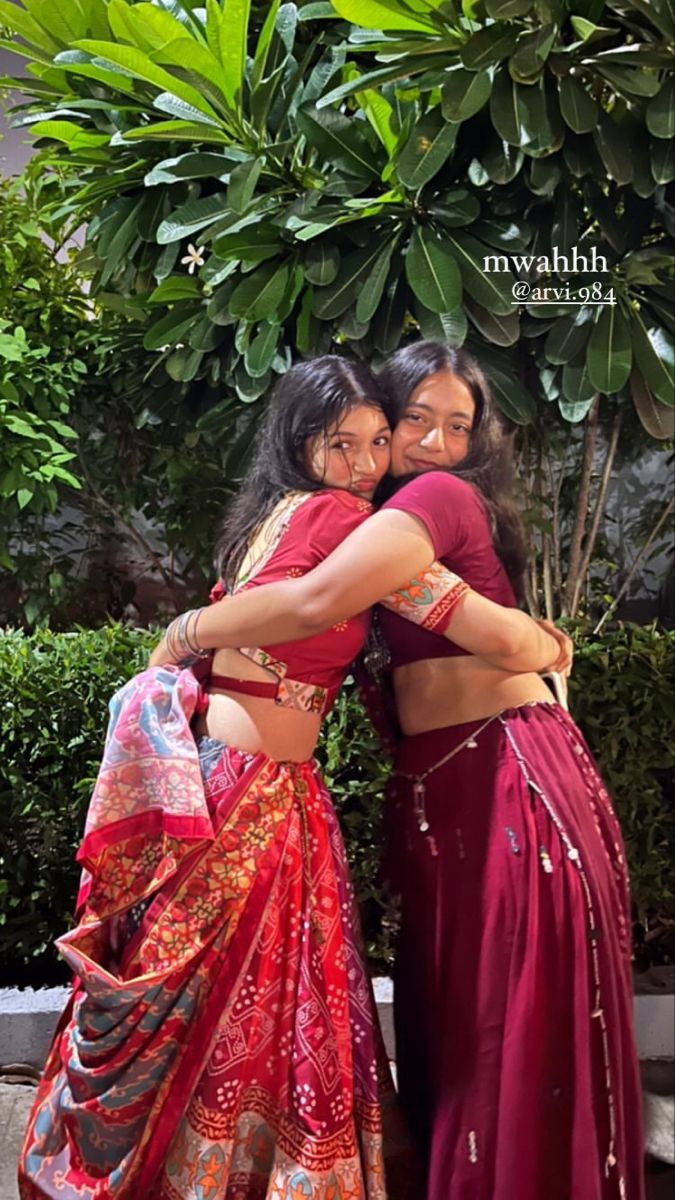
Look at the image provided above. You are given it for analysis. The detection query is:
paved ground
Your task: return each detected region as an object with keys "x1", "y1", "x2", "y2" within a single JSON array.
[
  {"x1": 1, "y1": 1083, "x2": 32, "y2": 1200},
  {"x1": 1, "y1": 1081, "x2": 673, "y2": 1199}
]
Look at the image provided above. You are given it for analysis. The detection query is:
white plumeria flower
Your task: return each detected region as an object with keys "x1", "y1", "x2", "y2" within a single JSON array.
[{"x1": 180, "y1": 243, "x2": 206, "y2": 274}]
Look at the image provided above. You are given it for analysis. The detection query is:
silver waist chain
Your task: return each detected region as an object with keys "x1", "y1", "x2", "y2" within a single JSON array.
[{"x1": 393, "y1": 713, "x2": 500, "y2": 832}]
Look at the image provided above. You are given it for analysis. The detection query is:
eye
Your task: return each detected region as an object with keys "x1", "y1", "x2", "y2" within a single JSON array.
[
  {"x1": 404, "y1": 411, "x2": 423, "y2": 424},
  {"x1": 330, "y1": 440, "x2": 351, "y2": 452},
  {"x1": 449, "y1": 424, "x2": 471, "y2": 435},
  {"x1": 373, "y1": 435, "x2": 391, "y2": 446}
]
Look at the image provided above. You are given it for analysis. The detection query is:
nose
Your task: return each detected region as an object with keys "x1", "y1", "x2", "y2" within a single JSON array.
[
  {"x1": 419, "y1": 425, "x2": 445, "y2": 452},
  {"x1": 354, "y1": 447, "x2": 377, "y2": 474}
]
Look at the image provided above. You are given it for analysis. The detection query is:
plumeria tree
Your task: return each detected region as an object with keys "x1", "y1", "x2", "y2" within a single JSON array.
[{"x1": 0, "y1": 0, "x2": 673, "y2": 618}]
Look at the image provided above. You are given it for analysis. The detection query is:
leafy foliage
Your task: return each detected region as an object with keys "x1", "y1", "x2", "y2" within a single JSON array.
[
  {"x1": 1, "y1": 620, "x2": 673, "y2": 979},
  {"x1": 1, "y1": 0, "x2": 672, "y2": 433},
  {"x1": 0, "y1": 173, "x2": 87, "y2": 568}
]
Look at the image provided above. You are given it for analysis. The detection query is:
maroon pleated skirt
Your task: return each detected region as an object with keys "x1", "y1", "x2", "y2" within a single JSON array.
[{"x1": 386, "y1": 701, "x2": 644, "y2": 1200}]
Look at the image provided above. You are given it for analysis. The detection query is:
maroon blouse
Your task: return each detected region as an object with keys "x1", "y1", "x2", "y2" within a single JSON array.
[{"x1": 378, "y1": 471, "x2": 517, "y2": 667}]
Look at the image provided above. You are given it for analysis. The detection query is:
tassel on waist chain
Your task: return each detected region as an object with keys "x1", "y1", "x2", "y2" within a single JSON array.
[{"x1": 393, "y1": 713, "x2": 499, "y2": 833}]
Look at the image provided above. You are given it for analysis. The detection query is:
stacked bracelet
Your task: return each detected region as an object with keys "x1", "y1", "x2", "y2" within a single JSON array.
[{"x1": 165, "y1": 608, "x2": 210, "y2": 663}]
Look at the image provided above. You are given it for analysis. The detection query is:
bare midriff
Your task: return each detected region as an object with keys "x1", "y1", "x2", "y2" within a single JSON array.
[
  {"x1": 192, "y1": 646, "x2": 322, "y2": 762},
  {"x1": 393, "y1": 655, "x2": 555, "y2": 736}
]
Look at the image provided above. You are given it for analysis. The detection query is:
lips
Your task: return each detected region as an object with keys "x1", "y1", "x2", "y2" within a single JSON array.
[
  {"x1": 408, "y1": 458, "x2": 440, "y2": 471},
  {"x1": 353, "y1": 478, "x2": 377, "y2": 491}
]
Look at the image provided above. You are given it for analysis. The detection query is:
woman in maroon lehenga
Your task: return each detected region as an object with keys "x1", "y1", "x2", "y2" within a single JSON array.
[{"x1": 152, "y1": 342, "x2": 644, "y2": 1200}]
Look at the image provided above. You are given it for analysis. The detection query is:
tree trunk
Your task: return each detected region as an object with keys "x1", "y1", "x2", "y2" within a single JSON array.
[{"x1": 563, "y1": 395, "x2": 600, "y2": 616}]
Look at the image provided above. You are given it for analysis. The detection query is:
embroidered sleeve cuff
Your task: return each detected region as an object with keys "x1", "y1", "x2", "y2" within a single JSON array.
[{"x1": 380, "y1": 562, "x2": 471, "y2": 634}]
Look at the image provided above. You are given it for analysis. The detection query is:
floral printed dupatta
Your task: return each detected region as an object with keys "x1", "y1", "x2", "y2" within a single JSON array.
[{"x1": 18, "y1": 667, "x2": 396, "y2": 1200}]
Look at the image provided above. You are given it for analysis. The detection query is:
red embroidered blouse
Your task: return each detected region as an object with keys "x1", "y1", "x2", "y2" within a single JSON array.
[
  {"x1": 378, "y1": 471, "x2": 517, "y2": 667},
  {"x1": 209, "y1": 489, "x2": 373, "y2": 713}
]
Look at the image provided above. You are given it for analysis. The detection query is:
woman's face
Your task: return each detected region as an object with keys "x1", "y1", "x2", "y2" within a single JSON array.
[
  {"x1": 305, "y1": 403, "x2": 391, "y2": 499},
  {"x1": 390, "y1": 369, "x2": 476, "y2": 477}
]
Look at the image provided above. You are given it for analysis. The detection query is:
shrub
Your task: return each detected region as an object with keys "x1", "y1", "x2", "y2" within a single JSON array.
[{"x1": 0, "y1": 621, "x2": 672, "y2": 981}]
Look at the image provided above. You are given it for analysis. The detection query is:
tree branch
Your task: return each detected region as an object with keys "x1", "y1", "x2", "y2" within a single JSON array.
[
  {"x1": 563, "y1": 394, "x2": 600, "y2": 616},
  {"x1": 571, "y1": 408, "x2": 623, "y2": 616}
]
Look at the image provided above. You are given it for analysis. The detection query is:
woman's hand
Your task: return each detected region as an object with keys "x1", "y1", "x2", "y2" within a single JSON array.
[{"x1": 536, "y1": 620, "x2": 574, "y2": 675}]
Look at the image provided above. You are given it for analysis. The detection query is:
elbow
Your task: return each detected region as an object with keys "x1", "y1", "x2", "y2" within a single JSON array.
[
  {"x1": 294, "y1": 582, "x2": 335, "y2": 636},
  {"x1": 486, "y1": 626, "x2": 530, "y2": 664}
]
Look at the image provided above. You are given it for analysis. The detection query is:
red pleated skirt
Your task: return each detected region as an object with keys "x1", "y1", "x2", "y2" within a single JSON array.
[{"x1": 386, "y1": 701, "x2": 644, "y2": 1200}]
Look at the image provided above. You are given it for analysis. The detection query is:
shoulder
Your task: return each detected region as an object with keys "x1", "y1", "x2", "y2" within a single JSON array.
[
  {"x1": 294, "y1": 488, "x2": 373, "y2": 528},
  {"x1": 288, "y1": 488, "x2": 373, "y2": 555},
  {"x1": 302, "y1": 488, "x2": 373, "y2": 516},
  {"x1": 383, "y1": 471, "x2": 482, "y2": 514}
]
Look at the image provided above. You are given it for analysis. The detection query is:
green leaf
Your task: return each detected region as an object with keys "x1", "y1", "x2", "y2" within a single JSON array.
[
  {"x1": 490, "y1": 71, "x2": 563, "y2": 156},
  {"x1": 406, "y1": 227, "x2": 462, "y2": 315},
  {"x1": 356, "y1": 237, "x2": 398, "y2": 323},
  {"x1": 73, "y1": 39, "x2": 220, "y2": 121},
  {"x1": 245, "y1": 323, "x2": 280, "y2": 377},
  {"x1": 165, "y1": 345, "x2": 204, "y2": 382},
  {"x1": 0, "y1": 0, "x2": 62, "y2": 54},
  {"x1": 212, "y1": 222, "x2": 281, "y2": 263},
  {"x1": 630, "y1": 368, "x2": 675, "y2": 440},
  {"x1": 156, "y1": 195, "x2": 228, "y2": 244},
  {"x1": 509, "y1": 24, "x2": 556, "y2": 83},
  {"x1": 206, "y1": 0, "x2": 250, "y2": 112},
  {"x1": 593, "y1": 115, "x2": 633, "y2": 186},
  {"x1": 330, "y1": 0, "x2": 438, "y2": 33},
  {"x1": 528, "y1": 156, "x2": 561, "y2": 196},
  {"x1": 372, "y1": 273, "x2": 407, "y2": 354},
  {"x1": 234, "y1": 360, "x2": 271, "y2": 402},
  {"x1": 251, "y1": 0, "x2": 281, "y2": 88},
  {"x1": 562, "y1": 361, "x2": 595, "y2": 407},
  {"x1": 586, "y1": 305, "x2": 632, "y2": 394},
  {"x1": 304, "y1": 242, "x2": 340, "y2": 286},
  {"x1": 461, "y1": 24, "x2": 518, "y2": 70},
  {"x1": 152, "y1": 92, "x2": 223, "y2": 129},
  {"x1": 544, "y1": 310, "x2": 591, "y2": 365},
  {"x1": 429, "y1": 189, "x2": 481, "y2": 228},
  {"x1": 646, "y1": 79, "x2": 675, "y2": 140},
  {"x1": 297, "y1": 105, "x2": 378, "y2": 180},
  {"x1": 28, "y1": 120, "x2": 109, "y2": 149},
  {"x1": 142, "y1": 153, "x2": 235, "y2": 188},
  {"x1": 558, "y1": 75, "x2": 598, "y2": 134},
  {"x1": 441, "y1": 67, "x2": 492, "y2": 122},
  {"x1": 397, "y1": 109, "x2": 457, "y2": 190},
  {"x1": 313, "y1": 243, "x2": 387, "y2": 319},
  {"x1": 630, "y1": 313, "x2": 674, "y2": 407},
  {"x1": 415, "y1": 302, "x2": 468, "y2": 347},
  {"x1": 651, "y1": 137, "x2": 674, "y2": 186},
  {"x1": 466, "y1": 300, "x2": 520, "y2": 346},
  {"x1": 558, "y1": 394, "x2": 595, "y2": 423},
  {"x1": 443, "y1": 231, "x2": 515, "y2": 316},
  {"x1": 143, "y1": 307, "x2": 198, "y2": 351},
  {"x1": 596, "y1": 64, "x2": 662, "y2": 99},
  {"x1": 111, "y1": 119, "x2": 231, "y2": 144},
  {"x1": 480, "y1": 136, "x2": 524, "y2": 184},
  {"x1": 356, "y1": 86, "x2": 397, "y2": 156},
  {"x1": 149, "y1": 276, "x2": 200, "y2": 303},
  {"x1": 485, "y1": 0, "x2": 533, "y2": 15},
  {"x1": 229, "y1": 259, "x2": 292, "y2": 321},
  {"x1": 227, "y1": 158, "x2": 264, "y2": 214},
  {"x1": 482, "y1": 363, "x2": 536, "y2": 424}
]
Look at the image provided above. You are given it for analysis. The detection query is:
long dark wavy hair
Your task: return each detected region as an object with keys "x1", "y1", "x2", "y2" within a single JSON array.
[
  {"x1": 377, "y1": 340, "x2": 528, "y2": 597},
  {"x1": 215, "y1": 356, "x2": 390, "y2": 588}
]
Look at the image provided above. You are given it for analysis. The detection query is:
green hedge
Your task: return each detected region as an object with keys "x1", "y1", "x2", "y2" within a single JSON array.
[{"x1": 1, "y1": 623, "x2": 673, "y2": 980}]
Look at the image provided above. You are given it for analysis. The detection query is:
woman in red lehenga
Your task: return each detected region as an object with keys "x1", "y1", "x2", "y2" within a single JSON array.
[
  {"x1": 149, "y1": 342, "x2": 645, "y2": 1200},
  {"x1": 19, "y1": 355, "x2": 555, "y2": 1200}
]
